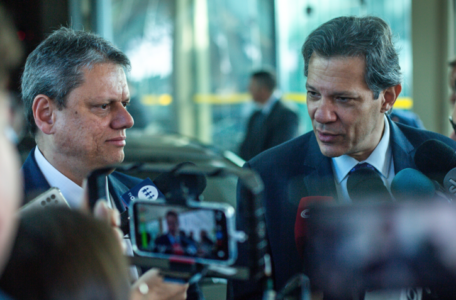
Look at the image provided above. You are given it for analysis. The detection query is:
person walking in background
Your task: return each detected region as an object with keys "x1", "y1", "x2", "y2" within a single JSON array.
[{"x1": 239, "y1": 70, "x2": 299, "y2": 161}]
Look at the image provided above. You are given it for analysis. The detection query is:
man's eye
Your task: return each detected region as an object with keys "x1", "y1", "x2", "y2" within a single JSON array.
[
  {"x1": 122, "y1": 102, "x2": 130, "y2": 108},
  {"x1": 307, "y1": 91, "x2": 319, "y2": 98},
  {"x1": 336, "y1": 97, "x2": 351, "y2": 102},
  {"x1": 100, "y1": 104, "x2": 108, "y2": 109}
]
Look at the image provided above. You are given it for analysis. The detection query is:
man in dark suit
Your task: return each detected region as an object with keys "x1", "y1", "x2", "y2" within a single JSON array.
[
  {"x1": 20, "y1": 27, "x2": 190, "y2": 300},
  {"x1": 231, "y1": 16, "x2": 456, "y2": 299},
  {"x1": 154, "y1": 211, "x2": 198, "y2": 256},
  {"x1": 239, "y1": 70, "x2": 299, "y2": 161}
]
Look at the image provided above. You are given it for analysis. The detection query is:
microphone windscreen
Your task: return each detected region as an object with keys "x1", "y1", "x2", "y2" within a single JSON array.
[
  {"x1": 415, "y1": 139, "x2": 456, "y2": 185},
  {"x1": 295, "y1": 196, "x2": 333, "y2": 258},
  {"x1": 347, "y1": 168, "x2": 391, "y2": 202},
  {"x1": 153, "y1": 162, "x2": 207, "y2": 200},
  {"x1": 390, "y1": 168, "x2": 435, "y2": 201}
]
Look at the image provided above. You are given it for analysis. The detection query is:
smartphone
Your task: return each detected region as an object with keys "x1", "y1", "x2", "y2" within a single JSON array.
[
  {"x1": 130, "y1": 200, "x2": 237, "y2": 265},
  {"x1": 20, "y1": 187, "x2": 69, "y2": 213}
]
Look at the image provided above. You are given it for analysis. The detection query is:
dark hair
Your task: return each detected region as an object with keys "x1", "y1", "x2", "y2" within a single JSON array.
[
  {"x1": 251, "y1": 70, "x2": 276, "y2": 91},
  {"x1": 0, "y1": 4, "x2": 23, "y2": 88},
  {"x1": 302, "y1": 16, "x2": 401, "y2": 99},
  {"x1": 166, "y1": 210, "x2": 178, "y2": 220},
  {"x1": 22, "y1": 27, "x2": 131, "y2": 136},
  {"x1": 0, "y1": 207, "x2": 130, "y2": 300}
]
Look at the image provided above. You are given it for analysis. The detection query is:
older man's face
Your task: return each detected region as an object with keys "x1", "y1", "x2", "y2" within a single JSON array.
[
  {"x1": 306, "y1": 54, "x2": 396, "y2": 161},
  {"x1": 52, "y1": 63, "x2": 134, "y2": 175}
]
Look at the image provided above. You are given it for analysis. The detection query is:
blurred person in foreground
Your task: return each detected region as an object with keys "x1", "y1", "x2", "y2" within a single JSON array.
[
  {"x1": 20, "y1": 27, "x2": 190, "y2": 299},
  {"x1": 231, "y1": 16, "x2": 456, "y2": 299},
  {"x1": 0, "y1": 207, "x2": 131, "y2": 300},
  {"x1": 0, "y1": 3, "x2": 23, "y2": 300},
  {"x1": 238, "y1": 70, "x2": 299, "y2": 161}
]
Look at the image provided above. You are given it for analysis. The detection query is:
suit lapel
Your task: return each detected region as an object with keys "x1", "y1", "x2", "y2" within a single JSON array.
[
  {"x1": 22, "y1": 148, "x2": 51, "y2": 203},
  {"x1": 389, "y1": 117, "x2": 416, "y2": 172},
  {"x1": 301, "y1": 133, "x2": 338, "y2": 199}
]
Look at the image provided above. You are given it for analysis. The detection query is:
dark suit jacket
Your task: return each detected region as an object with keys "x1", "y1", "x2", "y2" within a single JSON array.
[
  {"x1": 21, "y1": 148, "x2": 142, "y2": 212},
  {"x1": 239, "y1": 100, "x2": 299, "y2": 161},
  {"x1": 231, "y1": 117, "x2": 456, "y2": 299}
]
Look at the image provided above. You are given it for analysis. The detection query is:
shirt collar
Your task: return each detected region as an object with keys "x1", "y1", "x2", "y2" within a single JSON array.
[
  {"x1": 332, "y1": 115, "x2": 392, "y2": 183},
  {"x1": 255, "y1": 92, "x2": 279, "y2": 115},
  {"x1": 34, "y1": 147, "x2": 84, "y2": 209}
]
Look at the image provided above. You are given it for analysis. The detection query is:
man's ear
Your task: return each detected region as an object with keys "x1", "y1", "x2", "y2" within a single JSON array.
[
  {"x1": 380, "y1": 84, "x2": 402, "y2": 113},
  {"x1": 32, "y1": 94, "x2": 56, "y2": 135}
]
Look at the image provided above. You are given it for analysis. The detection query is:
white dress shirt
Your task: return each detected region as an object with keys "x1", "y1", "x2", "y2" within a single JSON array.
[{"x1": 331, "y1": 115, "x2": 395, "y2": 202}]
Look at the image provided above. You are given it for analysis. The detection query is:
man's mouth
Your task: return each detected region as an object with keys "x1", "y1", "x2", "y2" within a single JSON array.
[
  {"x1": 106, "y1": 137, "x2": 126, "y2": 147},
  {"x1": 316, "y1": 130, "x2": 340, "y2": 143}
]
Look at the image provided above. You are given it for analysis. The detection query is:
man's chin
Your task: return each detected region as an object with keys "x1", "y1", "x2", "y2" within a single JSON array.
[{"x1": 318, "y1": 143, "x2": 345, "y2": 158}]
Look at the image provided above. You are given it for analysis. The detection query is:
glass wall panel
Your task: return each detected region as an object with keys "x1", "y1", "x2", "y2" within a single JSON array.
[{"x1": 108, "y1": 0, "x2": 412, "y2": 152}]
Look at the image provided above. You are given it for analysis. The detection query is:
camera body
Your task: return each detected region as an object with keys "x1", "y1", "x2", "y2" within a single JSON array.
[{"x1": 130, "y1": 199, "x2": 238, "y2": 266}]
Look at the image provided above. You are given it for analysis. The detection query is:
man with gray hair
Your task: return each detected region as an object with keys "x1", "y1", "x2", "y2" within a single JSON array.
[
  {"x1": 21, "y1": 27, "x2": 189, "y2": 300},
  {"x1": 232, "y1": 16, "x2": 456, "y2": 299}
]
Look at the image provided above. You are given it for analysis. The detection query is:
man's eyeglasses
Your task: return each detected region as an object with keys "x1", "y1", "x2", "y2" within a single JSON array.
[{"x1": 449, "y1": 116, "x2": 456, "y2": 133}]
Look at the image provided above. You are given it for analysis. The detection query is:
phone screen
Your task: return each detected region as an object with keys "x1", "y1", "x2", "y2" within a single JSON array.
[{"x1": 132, "y1": 201, "x2": 232, "y2": 263}]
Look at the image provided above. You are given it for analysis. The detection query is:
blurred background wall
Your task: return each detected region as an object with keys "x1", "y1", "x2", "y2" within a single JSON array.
[{"x1": 3, "y1": 0, "x2": 456, "y2": 153}]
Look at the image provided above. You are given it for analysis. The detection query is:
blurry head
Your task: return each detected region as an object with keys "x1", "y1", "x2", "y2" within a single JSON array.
[
  {"x1": 249, "y1": 70, "x2": 276, "y2": 104},
  {"x1": 23, "y1": 28, "x2": 134, "y2": 184},
  {"x1": 449, "y1": 59, "x2": 456, "y2": 105},
  {"x1": 0, "y1": 207, "x2": 130, "y2": 300},
  {"x1": 302, "y1": 16, "x2": 401, "y2": 161},
  {"x1": 0, "y1": 3, "x2": 23, "y2": 274},
  {"x1": 166, "y1": 211, "x2": 179, "y2": 236}
]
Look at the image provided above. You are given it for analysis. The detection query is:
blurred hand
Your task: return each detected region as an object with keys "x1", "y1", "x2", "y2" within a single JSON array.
[
  {"x1": 131, "y1": 269, "x2": 188, "y2": 300},
  {"x1": 80, "y1": 179, "x2": 126, "y2": 252}
]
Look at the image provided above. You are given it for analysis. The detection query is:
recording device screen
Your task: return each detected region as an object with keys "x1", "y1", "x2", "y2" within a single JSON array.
[
  {"x1": 131, "y1": 201, "x2": 234, "y2": 264},
  {"x1": 307, "y1": 202, "x2": 456, "y2": 297}
]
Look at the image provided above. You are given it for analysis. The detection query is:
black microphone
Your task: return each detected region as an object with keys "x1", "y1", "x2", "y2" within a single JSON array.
[
  {"x1": 347, "y1": 167, "x2": 392, "y2": 202},
  {"x1": 415, "y1": 139, "x2": 456, "y2": 199},
  {"x1": 153, "y1": 162, "x2": 207, "y2": 202},
  {"x1": 390, "y1": 168, "x2": 435, "y2": 201}
]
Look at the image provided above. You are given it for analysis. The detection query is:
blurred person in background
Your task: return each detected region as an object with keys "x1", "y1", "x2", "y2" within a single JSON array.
[
  {"x1": 238, "y1": 70, "x2": 299, "y2": 161},
  {"x1": 448, "y1": 58, "x2": 456, "y2": 141}
]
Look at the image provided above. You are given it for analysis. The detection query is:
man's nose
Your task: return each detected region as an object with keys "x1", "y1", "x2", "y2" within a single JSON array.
[
  {"x1": 111, "y1": 103, "x2": 134, "y2": 129},
  {"x1": 314, "y1": 98, "x2": 337, "y2": 124}
]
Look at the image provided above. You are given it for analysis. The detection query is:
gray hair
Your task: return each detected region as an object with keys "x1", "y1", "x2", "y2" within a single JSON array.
[
  {"x1": 22, "y1": 27, "x2": 130, "y2": 136},
  {"x1": 302, "y1": 16, "x2": 401, "y2": 99}
]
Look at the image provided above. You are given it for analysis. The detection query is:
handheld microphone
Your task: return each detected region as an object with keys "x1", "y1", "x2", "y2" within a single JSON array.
[
  {"x1": 347, "y1": 168, "x2": 391, "y2": 202},
  {"x1": 153, "y1": 162, "x2": 207, "y2": 202},
  {"x1": 415, "y1": 139, "x2": 456, "y2": 200},
  {"x1": 294, "y1": 196, "x2": 333, "y2": 258},
  {"x1": 390, "y1": 168, "x2": 435, "y2": 201}
]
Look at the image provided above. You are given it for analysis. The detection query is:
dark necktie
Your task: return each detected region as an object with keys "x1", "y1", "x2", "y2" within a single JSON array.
[{"x1": 347, "y1": 162, "x2": 391, "y2": 202}]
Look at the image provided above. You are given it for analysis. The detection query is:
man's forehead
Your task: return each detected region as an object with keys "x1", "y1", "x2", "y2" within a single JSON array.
[{"x1": 306, "y1": 54, "x2": 368, "y2": 90}]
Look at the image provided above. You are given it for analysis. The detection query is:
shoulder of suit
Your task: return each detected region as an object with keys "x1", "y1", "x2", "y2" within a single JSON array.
[
  {"x1": 394, "y1": 121, "x2": 456, "y2": 149},
  {"x1": 249, "y1": 131, "x2": 313, "y2": 166}
]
